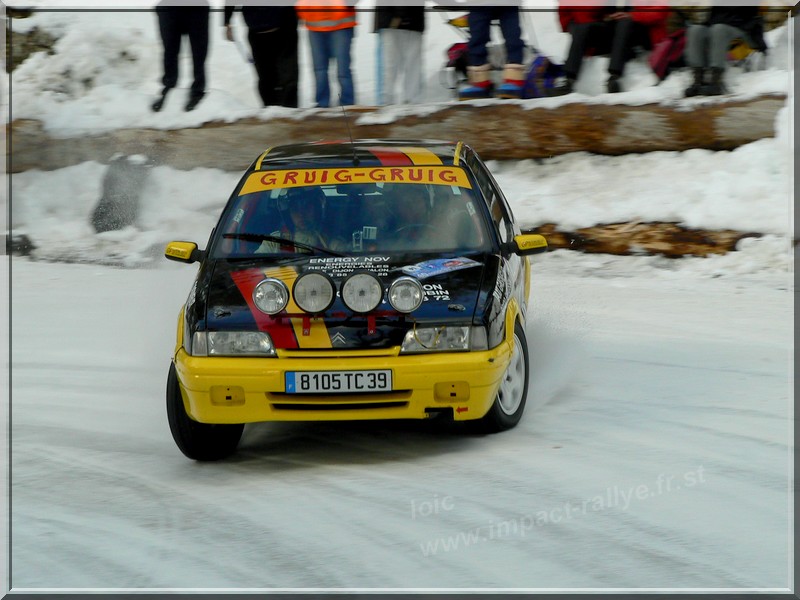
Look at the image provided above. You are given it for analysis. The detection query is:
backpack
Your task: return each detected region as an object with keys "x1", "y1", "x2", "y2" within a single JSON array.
[
  {"x1": 446, "y1": 41, "x2": 469, "y2": 79},
  {"x1": 522, "y1": 54, "x2": 564, "y2": 99},
  {"x1": 648, "y1": 28, "x2": 687, "y2": 81}
]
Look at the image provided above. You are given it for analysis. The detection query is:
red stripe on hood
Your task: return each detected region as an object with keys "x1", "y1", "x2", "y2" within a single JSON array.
[{"x1": 230, "y1": 268, "x2": 298, "y2": 349}]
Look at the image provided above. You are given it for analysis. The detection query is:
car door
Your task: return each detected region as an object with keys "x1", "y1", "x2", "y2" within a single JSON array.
[{"x1": 464, "y1": 151, "x2": 529, "y2": 320}]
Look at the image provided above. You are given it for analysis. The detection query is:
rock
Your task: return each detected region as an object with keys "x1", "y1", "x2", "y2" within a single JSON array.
[{"x1": 90, "y1": 154, "x2": 153, "y2": 233}]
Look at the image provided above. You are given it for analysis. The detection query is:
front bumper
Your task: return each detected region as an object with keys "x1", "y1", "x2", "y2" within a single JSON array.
[{"x1": 173, "y1": 342, "x2": 513, "y2": 424}]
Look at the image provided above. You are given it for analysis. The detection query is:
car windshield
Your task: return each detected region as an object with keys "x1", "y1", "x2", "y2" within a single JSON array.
[{"x1": 211, "y1": 166, "x2": 493, "y2": 258}]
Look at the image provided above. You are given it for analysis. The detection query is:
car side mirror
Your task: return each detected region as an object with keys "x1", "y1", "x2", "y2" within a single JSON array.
[
  {"x1": 165, "y1": 241, "x2": 205, "y2": 264},
  {"x1": 505, "y1": 234, "x2": 548, "y2": 256}
]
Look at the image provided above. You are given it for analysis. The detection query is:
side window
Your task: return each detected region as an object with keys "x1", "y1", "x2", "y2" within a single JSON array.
[{"x1": 466, "y1": 155, "x2": 513, "y2": 244}]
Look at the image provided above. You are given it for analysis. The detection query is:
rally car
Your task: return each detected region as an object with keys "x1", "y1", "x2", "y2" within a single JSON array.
[{"x1": 165, "y1": 140, "x2": 547, "y2": 460}]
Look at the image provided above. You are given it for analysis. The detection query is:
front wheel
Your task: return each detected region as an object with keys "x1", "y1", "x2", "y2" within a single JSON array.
[
  {"x1": 166, "y1": 363, "x2": 244, "y2": 461},
  {"x1": 477, "y1": 322, "x2": 530, "y2": 433}
]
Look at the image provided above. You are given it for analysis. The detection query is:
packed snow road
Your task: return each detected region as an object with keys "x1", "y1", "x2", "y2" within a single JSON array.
[{"x1": 8, "y1": 257, "x2": 791, "y2": 591}]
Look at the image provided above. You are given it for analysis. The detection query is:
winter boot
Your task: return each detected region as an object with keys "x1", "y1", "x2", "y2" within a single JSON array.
[
  {"x1": 495, "y1": 63, "x2": 526, "y2": 99},
  {"x1": 549, "y1": 75, "x2": 575, "y2": 97},
  {"x1": 185, "y1": 91, "x2": 205, "y2": 112},
  {"x1": 701, "y1": 67, "x2": 727, "y2": 96},
  {"x1": 458, "y1": 64, "x2": 493, "y2": 100},
  {"x1": 684, "y1": 67, "x2": 706, "y2": 97},
  {"x1": 151, "y1": 88, "x2": 170, "y2": 112}
]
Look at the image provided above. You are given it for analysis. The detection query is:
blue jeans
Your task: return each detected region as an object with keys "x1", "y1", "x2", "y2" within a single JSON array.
[
  {"x1": 307, "y1": 27, "x2": 355, "y2": 107},
  {"x1": 467, "y1": 7, "x2": 524, "y2": 66}
]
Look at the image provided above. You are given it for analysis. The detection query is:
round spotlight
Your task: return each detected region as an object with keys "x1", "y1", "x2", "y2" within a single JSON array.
[
  {"x1": 253, "y1": 278, "x2": 289, "y2": 315},
  {"x1": 388, "y1": 276, "x2": 424, "y2": 313},
  {"x1": 341, "y1": 272, "x2": 383, "y2": 313},
  {"x1": 293, "y1": 273, "x2": 335, "y2": 313}
]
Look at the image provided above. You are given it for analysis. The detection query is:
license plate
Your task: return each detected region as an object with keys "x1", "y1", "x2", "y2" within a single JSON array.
[{"x1": 285, "y1": 370, "x2": 393, "y2": 394}]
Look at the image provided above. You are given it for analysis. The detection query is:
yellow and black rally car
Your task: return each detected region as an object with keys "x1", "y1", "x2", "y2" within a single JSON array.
[{"x1": 165, "y1": 140, "x2": 547, "y2": 460}]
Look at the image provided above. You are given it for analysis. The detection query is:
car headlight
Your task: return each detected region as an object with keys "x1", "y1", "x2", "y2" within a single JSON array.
[
  {"x1": 341, "y1": 272, "x2": 383, "y2": 313},
  {"x1": 293, "y1": 273, "x2": 335, "y2": 313},
  {"x1": 253, "y1": 278, "x2": 289, "y2": 315},
  {"x1": 400, "y1": 325, "x2": 488, "y2": 353},
  {"x1": 191, "y1": 331, "x2": 276, "y2": 357},
  {"x1": 388, "y1": 277, "x2": 424, "y2": 313}
]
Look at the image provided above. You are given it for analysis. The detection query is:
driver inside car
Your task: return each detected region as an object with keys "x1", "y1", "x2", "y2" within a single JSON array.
[
  {"x1": 256, "y1": 187, "x2": 331, "y2": 253},
  {"x1": 387, "y1": 185, "x2": 438, "y2": 250}
]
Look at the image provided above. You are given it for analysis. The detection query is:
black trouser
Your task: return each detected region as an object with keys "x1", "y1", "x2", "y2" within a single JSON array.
[
  {"x1": 248, "y1": 26, "x2": 299, "y2": 107},
  {"x1": 564, "y1": 18, "x2": 651, "y2": 79},
  {"x1": 157, "y1": 6, "x2": 210, "y2": 96}
]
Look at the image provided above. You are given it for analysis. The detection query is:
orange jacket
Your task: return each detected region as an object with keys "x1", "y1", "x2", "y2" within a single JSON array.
[{"x1": 296, "y1": 0, "x2": 356, "y2": 31}]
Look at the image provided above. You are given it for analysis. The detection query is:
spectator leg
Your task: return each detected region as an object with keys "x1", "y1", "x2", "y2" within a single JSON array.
[
  {"x1": 276, "y1": 26, "x2": 299, "y2": 108},
  {"x1": 400, "y1": 30, "x2": 424, "y2": 104},
  {"x1": 331, "y1": 27, "x2": 355, "y2": 106},
  {"x1": 375, "y1": 32, "x2": 384, "y2": 105},
  {"x1": 708, "y1": 23, "x2": 744, "y2": 69},
  {"x1": 186, "y1": 7, "x2": 209, "y2": 97},
  {"x1": 608, "y1": 17, "x2": 647, "y2": 76},
  {"x1": 496, "y1": 7, "x2": 524, "y2": 65},
  {"x1": 157, "y1": 10, "x2": 181, "y2": 90},
  {"x1": 684, "y1": 24, "x2": 710, "y2": 68},
  {"x1": 467, "y1": 9, "x2": 492, "y2": 67},
  {"x1": 307, "y1": 29, "x2": 331, "y2": 108},
  {"x1": 249, "y1": 29, "x2": 279, "y2": 106},
  {"x1": 564, "y1": 21, "x2": 611, "y2": 80},
  {"x1": 379, "y1": 28, "x2": 400, "y2": 105}
]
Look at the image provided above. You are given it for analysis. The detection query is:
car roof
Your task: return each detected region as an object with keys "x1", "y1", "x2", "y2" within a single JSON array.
[{"x1": 252, "y1": 139, "x2": 467, "y2": 171}]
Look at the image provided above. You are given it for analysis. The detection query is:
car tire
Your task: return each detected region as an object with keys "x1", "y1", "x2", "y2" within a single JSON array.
[
  {"x1": 166, "y1": 362, "x2": 244, "y2": 461},
  {"x1": 477, "y1": 322, "x2": 530, "y2": 433}
]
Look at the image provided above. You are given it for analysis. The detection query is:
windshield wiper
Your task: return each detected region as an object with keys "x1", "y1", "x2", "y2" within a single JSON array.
[{"x1": 222, "y1": 233, "x2": 344, "y2": 257}]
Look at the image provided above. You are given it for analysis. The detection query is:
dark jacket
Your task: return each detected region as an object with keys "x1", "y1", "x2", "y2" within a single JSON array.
[
  {"x1": 224, "y1": 5, "x2": 297, "y2": 32},
  {"x1": 373, "y1": 6, "x2": 425, "y2": 33},
  {"x1": 706, "y1": 7, "x2": 767, "y2": 51}
]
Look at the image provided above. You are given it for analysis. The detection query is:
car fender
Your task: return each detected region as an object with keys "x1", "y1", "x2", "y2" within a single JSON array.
[{"x1": 504, "y1": 297, "x2": 522, "y2": 347}]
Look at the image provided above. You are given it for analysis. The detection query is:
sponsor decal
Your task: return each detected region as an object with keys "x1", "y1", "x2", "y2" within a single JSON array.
[
  {"x1": 165, "y1": 245, "x2": 192, "y2": 260},
  {"x1": 517, "y1": 236, "x2": 546, "y2": 251},
  {"x1": 308, "y1": 256, "x2": 390, "y2": 264},
  {"x1": 240, "y1": 167, "x2": 472, "y2": 195},
  {"x1": 423, "y1": 283, "x2": 451, "y2": 302},
  {"x1": 306, "y1": 255, "x2": 391, "y2": 277},
  {"x1": 493, "y1": 263, "x2": 508, "y2": 305},
  {"x1": 401, "y1": 257, "x2": 480, "y2": 280}
]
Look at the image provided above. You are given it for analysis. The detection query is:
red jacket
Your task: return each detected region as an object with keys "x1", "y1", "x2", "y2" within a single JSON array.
[{"x1": 559, "y1": 3, "x2": 669, "y2": 47}]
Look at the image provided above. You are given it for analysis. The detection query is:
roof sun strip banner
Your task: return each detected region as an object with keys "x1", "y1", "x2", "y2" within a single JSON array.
[{"x1": 239, "y1": 167, "x2": 473, "y2": 195}]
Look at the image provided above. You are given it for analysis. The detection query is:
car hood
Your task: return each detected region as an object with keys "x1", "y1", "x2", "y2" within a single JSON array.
[{"x1": 199, "y1": 253, "x2": 496, "y2": 351}]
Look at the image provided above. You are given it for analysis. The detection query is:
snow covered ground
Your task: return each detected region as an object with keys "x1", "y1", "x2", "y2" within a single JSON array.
[
  {"x1": 7, "y1": 259, "x2": 793, "y2": 591},
  {"x1": 3, "y1": 3, "x2": 796, "y2": 594}
]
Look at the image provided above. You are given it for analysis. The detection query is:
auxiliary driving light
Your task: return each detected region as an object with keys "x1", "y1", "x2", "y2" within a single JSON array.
[
  {"x1": 341, "y1": 272, "x2": 383, "y2": 313},
  {"x1": 293, "y1": 272, "x2": 335, "y2": 313}
]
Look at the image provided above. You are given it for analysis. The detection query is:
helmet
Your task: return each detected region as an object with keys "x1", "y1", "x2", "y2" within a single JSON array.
[{"x1": 283, "y1": 186, "x2": 325, "y2": 223}]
